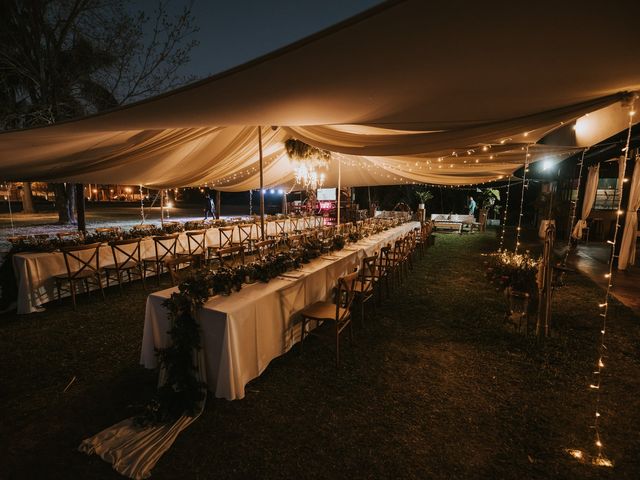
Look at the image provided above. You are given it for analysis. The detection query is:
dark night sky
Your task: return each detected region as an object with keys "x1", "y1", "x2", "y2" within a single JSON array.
[{"x1": 134, "y1": 0, "x2": 382, "y2": 80}]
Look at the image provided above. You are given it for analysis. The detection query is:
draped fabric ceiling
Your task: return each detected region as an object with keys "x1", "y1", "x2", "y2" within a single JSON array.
[{"x1": 1, "y1": 0, "x2": 639, "y2": 190}]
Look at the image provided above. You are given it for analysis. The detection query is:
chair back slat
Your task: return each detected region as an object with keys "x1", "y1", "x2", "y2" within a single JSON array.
[
  {"x1": 336, "y1": 271, "x2": 358, "y2": 322},
  {"x1": 217, "y1": 245, "x2": 245, "y2": 268},
  {"x1": 109, "y1": 238, "x2": 142, "y2": 268},
  {"x1": 219, "y1": 226, "x2": 235, "y2": 248},
  {"x1": 237, "y1": 224, "x2": 254, "y2": 245},
  {"x1": 61, "y1": 243, "x2": 102, "y2": 278},
  {"x1": 275, "y1": 220, "x2": 286, "y2": 235},
  {"x1": 360, "y1": 254, "x2": 378, "y2": 288},
  {"x1": 254, "y1": 239, "x2": 276, "y2": 261},
  {"x1": 186, "y1": 229, "x2": 207, "y2": 255},
  {"x1": 153, "y1": 234, "x2": 179, "y2": 261}
]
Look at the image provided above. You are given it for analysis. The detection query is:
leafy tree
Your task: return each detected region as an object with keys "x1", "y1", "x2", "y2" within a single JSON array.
[{"x1": 0, "y1": 0, "x2": 199, "y2": 223}]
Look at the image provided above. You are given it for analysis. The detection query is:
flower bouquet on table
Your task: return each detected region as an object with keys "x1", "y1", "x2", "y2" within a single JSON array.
[
  {"x1": 348, "y1": 231, "x2": 362, "y2": 243},
  {"x1": 332, "y1": 234, "x2": 345, "y2": 251}
]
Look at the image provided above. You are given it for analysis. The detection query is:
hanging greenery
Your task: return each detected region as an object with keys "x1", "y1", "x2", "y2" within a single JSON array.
[{"x1": 284, "y1": 139, "x2": 332, "y2": 162}]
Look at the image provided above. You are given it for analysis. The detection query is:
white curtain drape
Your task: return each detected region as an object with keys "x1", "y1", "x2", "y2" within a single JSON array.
[
  {"x1": 618, "y1": 155, "x2": 640, "y2": 269},
  {"x1": 79, "y1": 351, "x2": 207, "y2": 479},
  {"x1": 572, "y1": 164, "x2": 600, "y2": 239}
]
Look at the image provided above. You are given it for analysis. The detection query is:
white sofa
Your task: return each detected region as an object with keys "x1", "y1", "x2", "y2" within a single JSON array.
[{"x1": 430, "y1": 214, "x2": 478, "y2": 233}]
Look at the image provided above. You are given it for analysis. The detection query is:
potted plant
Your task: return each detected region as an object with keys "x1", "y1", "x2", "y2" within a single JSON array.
[{"x1": 414, "y1": 189, "x2": 434, "y2": 211}]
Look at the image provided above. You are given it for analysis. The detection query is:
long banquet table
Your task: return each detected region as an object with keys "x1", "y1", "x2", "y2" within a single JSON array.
[
  {"x1": 141, "y1": 221, "x2": 420, "y2": 400},
  {"x1": 11, "y1": 218, "x2": 320, "y2": 314}
]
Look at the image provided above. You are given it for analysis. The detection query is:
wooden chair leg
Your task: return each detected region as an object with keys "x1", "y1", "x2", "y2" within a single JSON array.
[
  {"x1": 70, "y1": 281, "x2": 77, "y2": 310},
  {"x1": 335, "y1": 321, "x2": 340, "y2": 368},
  {"x1": 97, "y1": 273, "x2": 105, "y2": 301},
  {"x1": 140, "y1": 265, "x2": 147, "y2": 291},
  {"x1": 299, "y1": 317, "x2": 306, "y2": 353}
]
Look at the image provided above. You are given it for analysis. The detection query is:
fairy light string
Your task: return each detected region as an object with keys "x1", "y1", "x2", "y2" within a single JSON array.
[
  {"x1": 587, "y1": 100, "x2": 635, "y2": 467},
  {"x1": 139, "y1": 184, "x2": 146, "y2": 223},
  {"x1": 498, "y1": 175, "x2": 512, "y2": 250},
  {"x1": 514, "y1": 144, "x2": 531, "y2": 254}
]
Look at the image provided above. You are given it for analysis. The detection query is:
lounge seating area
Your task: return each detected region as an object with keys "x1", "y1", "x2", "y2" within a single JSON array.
[{"x1": 430, "y1": 214, "x2": 481, "y2": 233}]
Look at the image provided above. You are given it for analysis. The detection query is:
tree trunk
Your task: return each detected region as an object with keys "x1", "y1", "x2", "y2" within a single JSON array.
[
  {"x1": 21, "y1": 182, "x2": 36, "y2": 213},
  {"x1": 53, "y1": 183, "x2": 77, "y2": 224},
  {"x1": 75, "y1": 183, "x2": 86, "y2": 232}
]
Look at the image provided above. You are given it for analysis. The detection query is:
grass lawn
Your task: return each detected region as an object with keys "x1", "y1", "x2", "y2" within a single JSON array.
[{"x1": 0, "y1": 231, "x2": 638, "y2": 479}]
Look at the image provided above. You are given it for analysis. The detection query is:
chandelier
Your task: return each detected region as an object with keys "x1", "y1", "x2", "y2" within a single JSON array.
[{"x1": 285, "y1": 139, "x2": 331, "y2": 191}]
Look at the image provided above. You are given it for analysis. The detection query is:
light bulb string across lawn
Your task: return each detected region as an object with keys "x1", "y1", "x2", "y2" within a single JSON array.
[
  {"x1": 588, "y1": 100, "x2": 635, "y2": 466},
  {"x1": 498, "y1": 175, "x2": 512, "y2": 251},
  {"x1": 514, "y1": 144, "x2": 531, "y2": 254}
]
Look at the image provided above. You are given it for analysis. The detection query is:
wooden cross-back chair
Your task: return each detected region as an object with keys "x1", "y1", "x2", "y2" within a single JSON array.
[
  {"x1": 142, "y1": 233, "x2": 184, "y2": 285},
  {"x1": 178, "y1": 229, "x2": 208, "y2": 266},
  {"x1": 275, "y1": 219, "x2": 287, "y2": 236},
  {"x1": 354, "y1": 253, "x2": 378, "y2": 327},
  {"x1": 299, "y1": 270, "x2": 358, "y2": 367},
  {"x1": 287, "y1": 234, "x2": 303, "y2": 250},
  {"x1": 104, "y1": 238, "x2": 145, "y2": 291},
  {"x1": 303, "y1": 216, "x2": 312, "y2": 230},
  {"x1": 95, "y1": 227, "x2": 121, "y2": 234},
  {"x1": 236, "y1": 223, "x2": 255, "y2": 252},
  {"x1": 131, "y1": 224, "x2": 155, "y2": 233},
  {"x1": 377, "y1": 246, "x2": 393, "y2": 301},
  {"x1": 217, "y1": 245, "x2": 245, "y2": 268},
  {"x1": 54, "y1": 242, "x2": 105, "y2": 310},
  {"x1": 320, "y1": 226, "x2": 335, "y2": 252},
  {"x1": 390, "y1": 239, "x2": 405, "y2": 286},
  {"x1": 254, "y1": 239, "x2": 277, "y2": 262},
  {"x1": 291, "y1": 217, "x2": 302, "y2": 233},
  {"x1": 219, "y1": 226, "x2": 235, "y2": 248},
  {"x1": 314, "y1": 216, "x2": 324, "y2": 228},
  {"x1": 56, "y1": 230, "x2": 83, "y2": 241}
]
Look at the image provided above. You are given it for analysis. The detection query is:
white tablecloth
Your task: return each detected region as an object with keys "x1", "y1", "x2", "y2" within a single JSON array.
[
  {"x1": 141, "y1": 222, "x2": 419, "y2": 400},
  {"x1": 12, "y1": 218, "x2": 324, "y2": 314}
]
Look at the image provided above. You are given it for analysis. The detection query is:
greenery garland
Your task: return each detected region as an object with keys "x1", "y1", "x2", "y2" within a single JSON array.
[
  {"x1": 284, "y1": 139, "x2": 332, "y2": 162},
  {"x1": 135, "y1": 249, "x2": 309, "y2": 424}
]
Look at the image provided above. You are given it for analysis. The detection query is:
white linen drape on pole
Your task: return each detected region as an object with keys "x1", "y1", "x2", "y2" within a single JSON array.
[
  {"x1": 572, "y1": 164, "x2": 600, "y2": 239},
  {"x1": 618, "y1": 154, "x2": 640, "y2": 269}
]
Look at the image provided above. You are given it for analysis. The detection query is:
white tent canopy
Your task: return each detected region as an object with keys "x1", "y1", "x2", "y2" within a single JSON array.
[{"x1": 1, "y1": 0, "x2": 639, "y2": 189}]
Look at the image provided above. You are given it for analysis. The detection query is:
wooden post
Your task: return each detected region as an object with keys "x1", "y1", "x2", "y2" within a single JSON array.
[
  {"x1": 160, "y1": 189, "x2": 165, "y2": 227},
  {"x1": 215, "y1": 190, "x2": 221, "y2": 219},
  {"x1": 75, "y1": 183, "x2": 86, "y2": 232},
  {"x1": 259, "y1": 126, "x2": 265, "y2": 240},
  {"x1": 282, "y1": 191, "x2": 287, "y2": 214}
]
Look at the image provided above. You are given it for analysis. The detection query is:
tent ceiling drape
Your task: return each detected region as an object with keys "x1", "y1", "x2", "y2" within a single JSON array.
[{"x1": 1, "y1": 0, "x2": 639, "y2": 189}]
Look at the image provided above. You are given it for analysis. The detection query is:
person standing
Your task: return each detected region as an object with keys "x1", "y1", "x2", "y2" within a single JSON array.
[
  {"x1": 204, "y1": 193, "x2": 215, "y2": 220},
  {"x1": 468, "y1": 195, "x2": 477, "y2": 216}
]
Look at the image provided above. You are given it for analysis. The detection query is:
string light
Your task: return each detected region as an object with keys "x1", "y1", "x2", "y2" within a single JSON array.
[
  {"x1": 139, "y1": 184, "x2": 146, "y2": 223},
  {"x1": 514, "y1": 144, "x2": 531, "y2": 255},
  {"x1": 498, "y1": 175, "x2": 512, "y2": 251},
  {"x1": 578, "y1": 96, "x2": 636, "y2": 468}
]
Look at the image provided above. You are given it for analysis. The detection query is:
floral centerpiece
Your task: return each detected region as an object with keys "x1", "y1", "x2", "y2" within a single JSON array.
[{"x1": 485, "y1": 249, "x2": 540, "y2": 297}]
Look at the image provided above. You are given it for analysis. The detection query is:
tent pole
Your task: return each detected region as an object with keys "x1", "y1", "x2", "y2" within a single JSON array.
[
  {"x1": 259, "y1": 126, "x2": 265, "y2": 240},
  {"x1": 337, "y1": 157, "x2": 341, "y2": 226},
  {"x1": 216, "y1": 190, "x2": 221, "y2": 219},
  {"x1": 160, "y1": 189, "x2": 164, "y2": 227},
  {"x1": 6, "y1": 181, "x2": 15, "y2": 236}
]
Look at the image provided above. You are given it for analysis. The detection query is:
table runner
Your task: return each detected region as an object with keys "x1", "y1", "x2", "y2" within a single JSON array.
[{"x1": 12, "y1": 218, "x2": 318, "y2": 314}]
